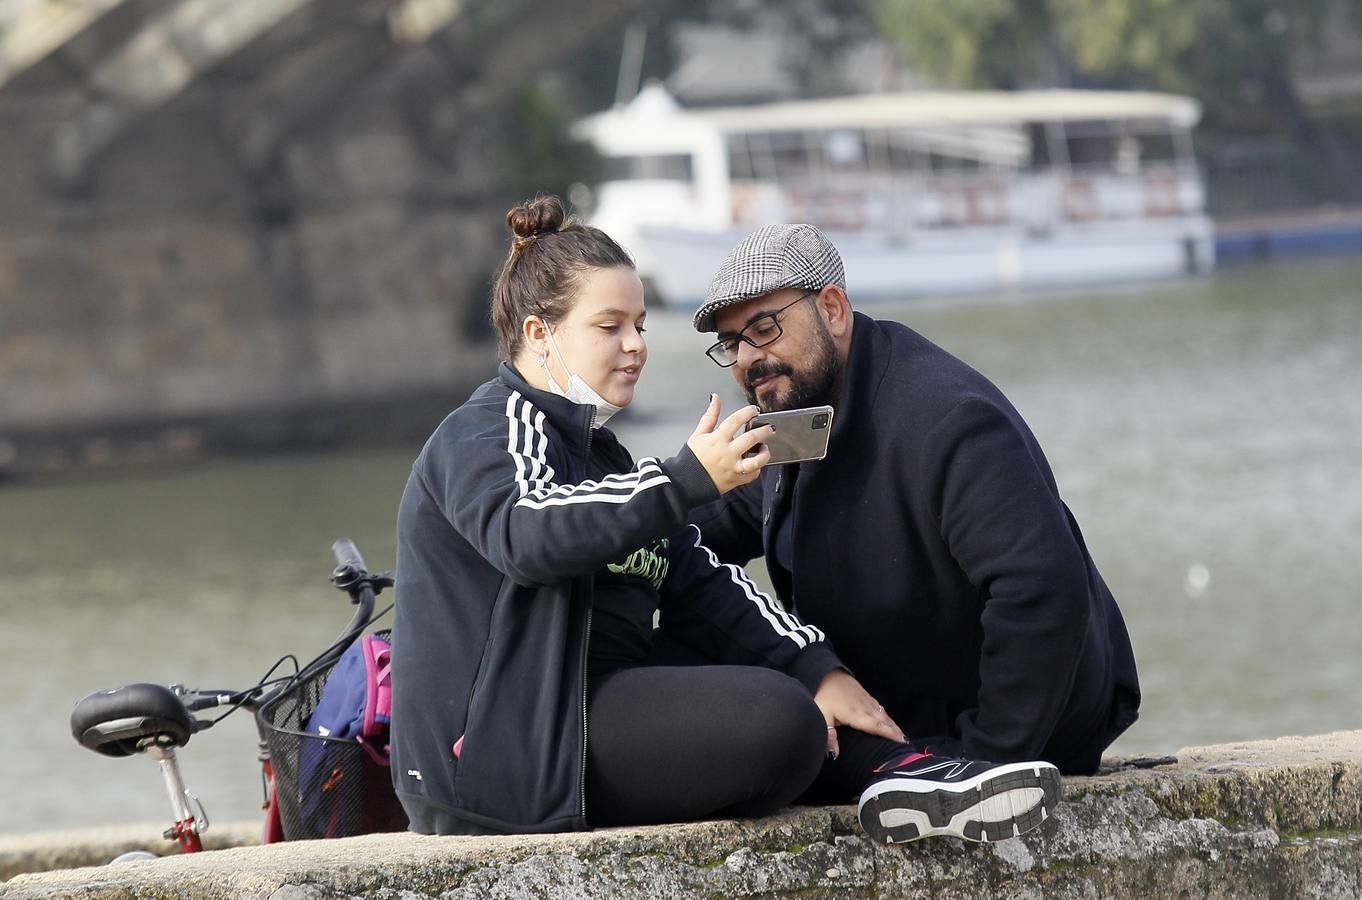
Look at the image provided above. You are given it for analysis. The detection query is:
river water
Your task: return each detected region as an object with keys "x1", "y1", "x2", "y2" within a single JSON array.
[{"x1": 4, "y1": 256, "x2": 1360, "y2": 835}]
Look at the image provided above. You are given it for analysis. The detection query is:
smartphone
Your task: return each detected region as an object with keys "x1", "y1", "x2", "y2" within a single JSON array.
[{"x1": 744, "y1": 405, "x2": 834, "y2": 465}]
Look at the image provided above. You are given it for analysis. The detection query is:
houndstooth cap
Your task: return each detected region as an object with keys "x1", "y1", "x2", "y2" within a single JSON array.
[{"x1": 692, "y1": 224, "x2": 846, "y2": 333}]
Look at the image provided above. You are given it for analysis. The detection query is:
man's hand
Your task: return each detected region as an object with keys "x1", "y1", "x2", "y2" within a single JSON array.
[{"x1": 814, "y1": 669, "x2": 906, "y2": 759}]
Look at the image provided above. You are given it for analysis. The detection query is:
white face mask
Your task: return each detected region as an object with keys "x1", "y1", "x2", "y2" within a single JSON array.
[{"x1": 540, "y1": 327, "x2": 624, "y2": 427}]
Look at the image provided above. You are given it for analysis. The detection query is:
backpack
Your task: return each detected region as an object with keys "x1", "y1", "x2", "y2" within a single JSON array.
[
  {"x1": 293, "y1": 633, "x2": 406, "y2": 839},
  {"x1": 307, "y1": 633, "x2": 393, "y2": 760}
]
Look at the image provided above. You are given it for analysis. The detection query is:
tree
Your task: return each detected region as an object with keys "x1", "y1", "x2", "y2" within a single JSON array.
[
  {"x1": 871, "y1": 0, "x2": 1059, "y2": 89},
  {"x1": 870, "y1": 0, "x2": 1362, "y2": 140}
]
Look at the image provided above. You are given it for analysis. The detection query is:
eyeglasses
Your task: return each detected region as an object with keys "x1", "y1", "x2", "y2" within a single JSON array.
[{"x1": 704, "y1": 291, "x2": 818, "y2": 367}]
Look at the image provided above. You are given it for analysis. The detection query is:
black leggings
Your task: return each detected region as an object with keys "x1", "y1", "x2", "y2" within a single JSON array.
[
  {"x1": 585, "y1": 663, "x2": 827, "y2": 827},
  {"x1": 632, "y1": 633, "x2": 919, "y2": 808}
]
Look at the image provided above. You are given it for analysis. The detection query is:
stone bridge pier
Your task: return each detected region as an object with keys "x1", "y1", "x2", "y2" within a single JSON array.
[{"x1": 0, "y1": 0, "x2": 640, "y2": 476}]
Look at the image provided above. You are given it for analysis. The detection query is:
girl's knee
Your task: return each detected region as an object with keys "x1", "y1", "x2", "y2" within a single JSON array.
[{"x1": 748, "y1": 670, "x2": 827, "y2": 765}]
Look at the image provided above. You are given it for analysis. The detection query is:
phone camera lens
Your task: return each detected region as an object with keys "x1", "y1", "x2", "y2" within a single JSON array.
[{"x1": 812, "y1": 413, "x2": 829, "y2": 429}]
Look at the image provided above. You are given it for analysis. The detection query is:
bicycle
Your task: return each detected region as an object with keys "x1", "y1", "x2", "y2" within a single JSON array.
[{"x1": 69, "y1": 538, "x2": 407, "y2": 855}]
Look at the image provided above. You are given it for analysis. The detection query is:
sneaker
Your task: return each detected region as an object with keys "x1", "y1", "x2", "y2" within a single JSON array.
[{"x1": 856, "y1": 751, "x2": 1062, "y2": 844}]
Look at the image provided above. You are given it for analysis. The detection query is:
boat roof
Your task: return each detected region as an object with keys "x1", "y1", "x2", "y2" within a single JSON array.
[{"x1": 575, "y1": 85, "x2": 1202, "y2": 147}]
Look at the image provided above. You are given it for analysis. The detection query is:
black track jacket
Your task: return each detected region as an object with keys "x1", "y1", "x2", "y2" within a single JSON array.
[
  {"x1": 693, "y1": 313, "x2": 1140, "y2": 774},
  {"x1": 391, "y1": 363, "x2": 841, "y2": 834}
]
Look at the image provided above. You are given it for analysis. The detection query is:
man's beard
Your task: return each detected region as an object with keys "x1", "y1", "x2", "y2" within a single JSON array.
[{"x1": 743, "y1": 320, "x2": 840, "y2": 411}]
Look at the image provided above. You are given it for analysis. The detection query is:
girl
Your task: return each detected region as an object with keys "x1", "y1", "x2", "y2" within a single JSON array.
[{"x1": 389, "y1": 195, "x2": 900, "y2": 835}]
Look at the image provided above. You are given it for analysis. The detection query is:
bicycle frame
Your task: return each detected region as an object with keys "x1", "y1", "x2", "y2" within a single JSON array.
[
  {"x1": 260, "y1": 750, "x2": 284, "y2": 845},
  {"x1": 148, "y1": 744, "x2": 208, "y2": 852}
]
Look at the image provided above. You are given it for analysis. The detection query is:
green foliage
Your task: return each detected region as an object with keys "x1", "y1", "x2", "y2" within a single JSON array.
[
  {"x1": 1052, "y1": 0, "x2": 1344, "y2": 118},
  {"x1": 503, "y1": 86, "x2": 602, "y2": 202},
  {"x1": 1050, "y1": 0, "x2": 1202, "y2": 89},
  {"x1": 871, "y1": 0, "x2": 1057, "y2": 88},
  {"x1": 871, "y1": 0, "x2": 1362, "y2": 128}
]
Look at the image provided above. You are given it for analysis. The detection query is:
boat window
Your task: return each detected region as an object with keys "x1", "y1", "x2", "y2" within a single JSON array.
[
  {"x1": 882, "y1": 130, "x2": 926, "y2": 174},
  {"x1": 1026, "y1": 123, "x2": 1053, "y2": 170},
  {"x1": 727, "y1": 135, "x2": 754, "y2": 180},
  {"x1": 929, "y1": 152, "x2": 981, "y2": 172},
  {"x1": 825, "y1": 130, "x2": 866, "y2": 171},
  {"x1": 1064, "y1": 120, "x2": 1118, "y2": 171},
  {"x1": 1135, "y1": 131, "x2": 1178, "y2": 165},
  {"x1": 603, "y1": 154, "x2": 694, "y2": 182},
  {"x1": 881, "y1": 126, "x2": 1021, "y2": 173},
  {"x1": 1060, "y1": 118, "x2": 1182, "y2": 172},
  {"x1": 864, "y1": 129, "x2": 893, "y2": 174},
  {"x1": 767, "y1": 131, "x2": 813, "y2": 178}
]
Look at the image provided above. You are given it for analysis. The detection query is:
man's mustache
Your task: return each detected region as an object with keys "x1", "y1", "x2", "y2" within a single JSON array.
[{"x1": 744, "y1": 362, "x2": 794, "y2": 393}]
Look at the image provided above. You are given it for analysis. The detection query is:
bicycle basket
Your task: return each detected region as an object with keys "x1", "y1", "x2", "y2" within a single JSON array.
[{"x1": 258, "y1": 630, "x2": 407, "y2": 841}]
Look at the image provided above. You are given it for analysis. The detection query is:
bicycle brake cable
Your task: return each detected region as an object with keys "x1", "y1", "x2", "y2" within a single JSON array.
[{"x1": 198, "y1": 654, "x2": 301, "y2": 727}]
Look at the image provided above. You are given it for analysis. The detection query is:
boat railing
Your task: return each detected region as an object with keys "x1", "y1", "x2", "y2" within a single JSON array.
[{"x1": 723, "y1": 159, "x2": 1203, "y2": 236}]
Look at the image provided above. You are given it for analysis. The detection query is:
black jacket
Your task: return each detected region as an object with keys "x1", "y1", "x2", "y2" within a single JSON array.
[
  {"x1": 694, "y1": 313, "x2": 1139, "y2": 773},
  {"x1": 391, "y1": 363, "x2": 841, "y2": 834}
]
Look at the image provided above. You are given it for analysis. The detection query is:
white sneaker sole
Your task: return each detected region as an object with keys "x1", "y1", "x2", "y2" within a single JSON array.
[{"x1": 857, "y1": 761, "x2": 1062, "y2": 843}]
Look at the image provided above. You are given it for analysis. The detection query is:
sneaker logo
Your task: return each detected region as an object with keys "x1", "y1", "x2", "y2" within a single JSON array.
[
  {"x1": 873, "y1": 751, "x2": 929, "y2": 773},
  {"x1": 891, "y1": 759, "x2": 975, "y2": 780}
]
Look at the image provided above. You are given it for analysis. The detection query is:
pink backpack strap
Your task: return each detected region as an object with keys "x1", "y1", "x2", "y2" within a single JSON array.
[{"x1": 359, "y1": 635, "x2": 393, "y2": 739}]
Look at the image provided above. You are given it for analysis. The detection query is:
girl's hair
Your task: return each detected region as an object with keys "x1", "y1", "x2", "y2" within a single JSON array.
[{"x1": 491, "y1": 194, "x2": 634, "y2": 361}]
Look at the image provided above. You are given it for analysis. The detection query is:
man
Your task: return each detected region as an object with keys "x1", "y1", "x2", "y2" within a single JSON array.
[{"x1": 690, "y1": 224, "x2": 1140, "y2": 798}]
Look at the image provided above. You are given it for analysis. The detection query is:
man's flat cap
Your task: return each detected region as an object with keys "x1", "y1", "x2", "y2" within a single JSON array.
[{"x1": 692, "y1": 224, "x2": 846, "y2": 333}]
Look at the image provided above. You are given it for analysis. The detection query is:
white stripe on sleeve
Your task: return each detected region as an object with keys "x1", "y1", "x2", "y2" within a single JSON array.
[
  {"x1": 687, "y1": 525, "x2": 825, "y2": 648},
  {"x1": 506, "y1": 394, "x2": 529, "y2": 498},
  {"x1": 503, "y1": 393, "x2": 671, "y2": 510}
]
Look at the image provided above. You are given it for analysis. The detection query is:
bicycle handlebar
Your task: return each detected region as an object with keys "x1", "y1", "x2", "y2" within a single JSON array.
[
  {"x1": 179, "y1": 690, "x2": 247, "y2": 712},
  {"x1": 73, "y1": 539, "x2": 392, "y2": 756},
  {"x1": 330, "y1": 538, "x2": 366, "y2": 590},
  {"x1": 267, "y1": 538, "x2": 388, "y2": 701},
  {"x1": 332, "y1": 538, "x2": 364, "y2": 571}
]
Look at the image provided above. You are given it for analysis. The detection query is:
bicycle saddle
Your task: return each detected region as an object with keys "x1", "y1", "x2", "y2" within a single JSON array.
[{"x1": 70, "y1": 683, "x2": 195, "y2": 757}]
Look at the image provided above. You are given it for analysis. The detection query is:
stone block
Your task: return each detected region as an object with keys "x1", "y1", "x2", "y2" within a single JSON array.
[{"x1": 4, "y1": 731, "x2": 1362, "y2": 899}]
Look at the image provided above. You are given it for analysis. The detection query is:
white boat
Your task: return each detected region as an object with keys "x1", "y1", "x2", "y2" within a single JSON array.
[{"x1": 572, "y1": 85, "x2": 1215, "y2": 306}]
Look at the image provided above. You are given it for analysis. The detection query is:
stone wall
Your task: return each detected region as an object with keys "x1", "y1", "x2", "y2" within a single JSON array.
[
  {"x1": 4, "y1": 731, "x2": 1361, "y2": 898},
  {"x1": 0, "y1": 86, "x2": 499, "y2": 437},
  {"x1": 0, "y1": 1, "x2": 642, "y2": 474}
]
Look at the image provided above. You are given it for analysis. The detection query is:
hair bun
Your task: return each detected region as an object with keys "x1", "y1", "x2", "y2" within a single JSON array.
[{"x1": 507, "y1": 194, "x2": 567, "y2": 241}]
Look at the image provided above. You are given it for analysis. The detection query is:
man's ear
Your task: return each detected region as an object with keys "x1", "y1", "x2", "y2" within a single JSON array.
[{"x1": 816, "y1": 285, "x2": 851, "y2": 338}]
